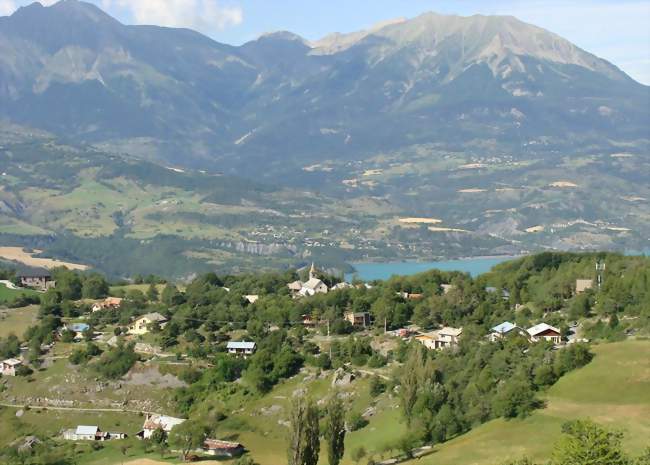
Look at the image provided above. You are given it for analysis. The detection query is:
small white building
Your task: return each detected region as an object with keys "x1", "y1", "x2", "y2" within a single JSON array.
[
  {"x1": 2, "y1": 358, "x2": 22, "y2": 376},
  {"x1": 244, "y1": 295, "x2": 259, "y2": 304},
  {"x1": 139, "y1": 414, "x2": 186, "y2": 439},
  {"x1": 62, "y1": 426, "x2": 108, "y2": 441},
  {"x1": 527, "y1": 323, "x2": 562, "y2": 343},
  {"x1": 227, "y1": 341, "x2": 256, "y2": 357}
]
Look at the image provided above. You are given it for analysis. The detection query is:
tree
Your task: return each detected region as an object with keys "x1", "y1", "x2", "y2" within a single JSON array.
[
  {"x1": 147, "y1": 283, "x2": 159, "y2": 302},
  {"x1": 551, "y1": 419, "x2": 630, "y2": 465},
  {"x1": 82, "y1": 274, "x2": 109, "y2": 299},
  {"x1": 287, "y1": 397, "x2": 320, "y2": 465},
  {"x1": 324, "y1": 394, "x2": 346, "y2": 465},
  {"x1": 400, "y1": 344, "x2": 423, "y2": 426},
  {"x1": 168, "y1": 420, "x2": 209, "y2": 461}
]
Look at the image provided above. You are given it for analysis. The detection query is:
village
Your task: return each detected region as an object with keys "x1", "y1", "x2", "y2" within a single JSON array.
[{"x1": 0, "y1": 257, "x2": 611, "y2": 464}]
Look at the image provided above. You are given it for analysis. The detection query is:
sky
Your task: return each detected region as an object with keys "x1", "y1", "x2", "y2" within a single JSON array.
[{"x1": 1, "y1": 0, "x2": 649, "y2": 84}]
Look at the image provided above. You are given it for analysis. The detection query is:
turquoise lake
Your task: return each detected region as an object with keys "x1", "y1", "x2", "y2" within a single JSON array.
[{"x1": 345, "y1": 256, "x2": 518, "y2": 282}]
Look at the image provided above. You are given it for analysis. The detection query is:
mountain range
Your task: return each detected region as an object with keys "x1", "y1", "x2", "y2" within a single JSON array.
[
  {"x1": 0, "y1": 1, "x2": 648, "y2": 277},
  {"x1": 0, "y1": 0, "x2": 647, "y2": 176}
]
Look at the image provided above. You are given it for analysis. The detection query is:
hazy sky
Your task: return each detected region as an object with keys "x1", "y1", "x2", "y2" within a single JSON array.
[{"x1": 1, "y1": 0, "x2": 649, "y2": 84}]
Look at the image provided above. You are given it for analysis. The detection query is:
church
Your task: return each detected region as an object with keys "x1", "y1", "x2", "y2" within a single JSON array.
[{"x1": 287, "y1": 263, "x2": 329, "y2": 297}]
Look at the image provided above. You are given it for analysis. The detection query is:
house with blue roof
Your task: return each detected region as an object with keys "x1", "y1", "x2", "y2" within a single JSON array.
[
  {"x1": 488, "y1": 321, "x2": 527, "y2": 342},
  {"x1": 62, "y1": 323, "x2": 91, "y2": 341}
]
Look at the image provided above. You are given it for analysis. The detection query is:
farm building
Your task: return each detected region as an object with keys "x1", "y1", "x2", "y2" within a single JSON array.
[
  {"x1": 527, "y1": 323, "x2": 562, "y2": 343},
  {"x1": 2, "y1": 358, "x2": 22, "y2": 376},
  {"x1": 202, "y1": 439, "x2": 245, "y2": 458},
  {"x1": 138, "y1": 414, "x2": 186, "y2": 439},
  {"x1": 62, "y1": 426, "x2": 125, "y2": 441},
  {"x1": 227, "y1": 341, "x2": 256, "y2": 357},
  {"x1": 17, "y1": 268, "x2": 55, "y2": 291}
]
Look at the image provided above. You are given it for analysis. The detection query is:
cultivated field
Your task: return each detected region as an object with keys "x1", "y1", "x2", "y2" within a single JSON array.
[{"x1": 0, "y1": 247, "x2": 88, "y2": 270}]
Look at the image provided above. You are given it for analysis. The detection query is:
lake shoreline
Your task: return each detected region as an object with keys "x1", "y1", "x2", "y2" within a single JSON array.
[{"x1": 345, "y1": 254, "x2": 525, "y2": 282}]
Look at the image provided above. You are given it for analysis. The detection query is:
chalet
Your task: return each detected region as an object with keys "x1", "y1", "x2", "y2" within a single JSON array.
[
  {"x1": 91, "y1": 297, "x2": 123, "y2": 312},
  {"x1": 2, "y1": 358, "x2": 22, "y2": 376},
  {"x1": 18, "y1": 268, "x2": 55, "y2": 291},
  {"x1": 138, "y1": 414, "x2": 185, "y2": 439},
  {"x1": 343, "y1": 311, "x2": 371, "y2": 327},
  {"x1": 227, "y1": 341, "x2": 256, "y2": 357},
  {"x1": 128, "y1": 312, "x2": 168, "y2": 335},
  {"x1": 202, "y1": 439, "x2": 245, "y2": 458},
  {"x1": 488, "y1": 322, "x2": 528, "y2": 342},
  {"x1": 527, "y1": 323, "x2": 562, "y2": 344},
  {"x1": 576, "y1": 279, "x2": 594, "y2": 294}
]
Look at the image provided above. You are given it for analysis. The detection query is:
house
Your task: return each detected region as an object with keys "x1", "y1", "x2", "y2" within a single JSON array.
[
  {"x1": 302, "y1": 314, "x2": 317, "y2": 327},
  {"x1": 527, "y1": 323, "x2": 562, "y2": 343},
  {"x1": 437, "y1": 327, "x2": 463, "y2": 348},
  {"x1": 486, "y1": 287, "x2": 510, "y2": 300},
  {"x1": 576, "y1": 279, "x2": 594, "y2": 294},
  {"x1": 61, "y1": 323, "x2": 90, "y2": 340},
  {"x1": 343, "y1": 311, "x2": 371, "y2": 327},
  {"x1": 332, "y1": 282, "x2": 353, "y2": 291},
  {"x1": 91, "y1": 297, "x2": 123, "y2": 312},
  {"x1": 202, "y1": 439, "x2": 245, "y2": 458},
  {"x1": 17, "y1": 268, "x2": 55, "y2": 291},
  {"x1": 227, "y1": 341, "x2": 256, "y2": 357},
  {"x1": 62, "y1": 425, "x2": 124, "y2": 441},
  {"x1": 397, "y1": 292, "x2": 424, "y2": 300},
  {"x1": 2, "y1": 358, "x2": 22, "y2": 376},
  {"x1": 128, "y1": 312, "x2": 168, "y2": 335},
  {"x1": 138, "y1": 414, "x2": 186, "y2": 439},
  {"x1": 488, "y1": 322, "x2": 528, "y2": 342},
  {"x1": 244, "y1": 295, "x2": 259, "y2": 304},
  {"x1": 416, "y1": 327, "x2": 463, "y2": 350},
  {"x1": 441, "y1": 284, "x2": 454, "y2": 295}
]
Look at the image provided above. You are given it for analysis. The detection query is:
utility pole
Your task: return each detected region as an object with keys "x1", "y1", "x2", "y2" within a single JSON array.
[{"x1": 384, "y1": 317, "x2": 387, "y2": 334}]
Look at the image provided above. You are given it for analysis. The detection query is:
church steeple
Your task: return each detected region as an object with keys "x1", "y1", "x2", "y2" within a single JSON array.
[{"x1": 309, "y1": 262, "x2": 317, "y2": 280}]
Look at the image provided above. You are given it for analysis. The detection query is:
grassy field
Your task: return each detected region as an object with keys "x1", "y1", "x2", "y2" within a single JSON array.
[
  {"x1": 0, "y1": 305, "x2": 38, "y2": 338},
  {"x1": 404, "y1": 340, "x2": 650, "y2": 465}
]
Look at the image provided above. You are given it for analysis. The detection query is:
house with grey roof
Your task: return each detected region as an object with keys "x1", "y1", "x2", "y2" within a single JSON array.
[{"x1": 227, "y1": 341, "x2": 256, "y2": 357}]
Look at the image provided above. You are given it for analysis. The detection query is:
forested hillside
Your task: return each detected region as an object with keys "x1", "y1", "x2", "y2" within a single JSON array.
[{"x1": 0, "y1": 252, "x2": 648, "y2": 464}]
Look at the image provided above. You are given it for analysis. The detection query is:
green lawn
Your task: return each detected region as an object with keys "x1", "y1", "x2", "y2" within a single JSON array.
[
  {"x1": 405, "y1": 340, "x2": 650, "y2": 465},
  {"x1": 0, "y1": 305, "x2": 39, "y2": 338},
  {"x1": 0, "y1": 283, "x2": 39, "y2": 305}
]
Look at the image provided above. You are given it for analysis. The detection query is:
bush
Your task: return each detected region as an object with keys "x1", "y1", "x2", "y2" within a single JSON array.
[{"x1": 347, "y1": 412, "x2": 369, "y2": 432}]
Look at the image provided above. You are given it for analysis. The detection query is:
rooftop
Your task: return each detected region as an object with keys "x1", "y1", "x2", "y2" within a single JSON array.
[
  {"x1": 527, "y1": 323, "x2": 561, "y2": 336},
  {"x1": 227, "y1": 341, "x2": 256, "y2": 350},
  {"x1": 491, "y1": 321, "x2": 517, "y2": 334},
  {"x1": 75, "y1": 425, "x2": 99, "y2": 436}
]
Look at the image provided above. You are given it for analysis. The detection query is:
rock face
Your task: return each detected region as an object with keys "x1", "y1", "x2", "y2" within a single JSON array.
[{"x1": 331, "y1": 367, "x2": 356, "y2": 387}]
